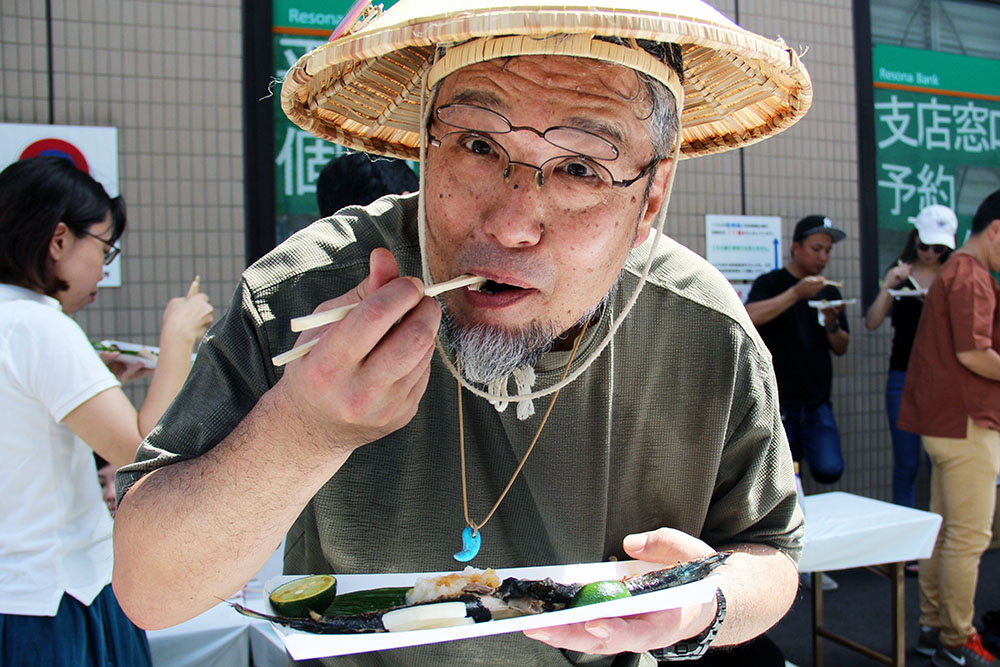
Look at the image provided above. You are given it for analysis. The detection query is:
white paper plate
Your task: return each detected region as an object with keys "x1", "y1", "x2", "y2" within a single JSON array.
[
  {"x1": 261, "y1": 561, "x2": 720, "y2": 660},
  {"x1": 807, "y1": 298, "x2": 857, "y2": 309},
  {"x1": 888, "y1": 289, "x2": 927, "y2": 298},
  {"x1": 96, "y1": 340, "x2": 160, "y2": 368}
]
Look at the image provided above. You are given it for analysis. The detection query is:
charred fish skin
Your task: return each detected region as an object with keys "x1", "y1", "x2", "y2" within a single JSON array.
[
  {"x1": 495, "y1": 576, "x2": 582, "y2": 612},
  {"x1": 623, "y1": 551, "x2": 732, "y2": 595},
  {"x1": 229, "y1": 601, "x2": 386, "y2": 633}
]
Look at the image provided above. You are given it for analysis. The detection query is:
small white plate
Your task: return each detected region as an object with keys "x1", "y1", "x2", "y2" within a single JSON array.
[{"x1": 95, "y1": 340, "x2": 160, "y2": 368}]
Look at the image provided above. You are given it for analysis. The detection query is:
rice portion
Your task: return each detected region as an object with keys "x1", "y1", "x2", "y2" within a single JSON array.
[{"x1": 406, "y1": 567, "x2": 501, "y2": 604}]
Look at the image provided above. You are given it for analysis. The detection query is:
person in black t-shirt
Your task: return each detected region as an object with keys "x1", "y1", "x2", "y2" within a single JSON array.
[{"x1": 745, "y1": 215, "x2": 850, "y2": 483}]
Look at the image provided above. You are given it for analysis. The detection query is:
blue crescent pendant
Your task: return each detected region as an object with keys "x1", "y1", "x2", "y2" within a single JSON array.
[{"x1": 453, "y1": 525, "x2": 482, "y2": 562}]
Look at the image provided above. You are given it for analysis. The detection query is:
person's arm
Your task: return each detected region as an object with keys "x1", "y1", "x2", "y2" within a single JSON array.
[
  {"x1": 956, "y1": 348, "x2": 1000, "y2": 381},
  {"x1": 522, "y1": 529, "x2": 798, "y2": 653},
  {"x1": 865, "y1": 263, "x2": 911, "y2": 331},
  {"x1": 113, "y1": 249, "x2": 442, "y2": 630},
  {"x1": 821, "y1": 304, "x2": 850, "y2": 356},
  {"x1": 137, "y1": 279, "x2": 214, "y2": 434},
  {"x1": 745, "y1": 275, "x2": 826, "y2": 326},
  {"x1": 62, "y1": 280, "x2": 214, "y2": 466}
]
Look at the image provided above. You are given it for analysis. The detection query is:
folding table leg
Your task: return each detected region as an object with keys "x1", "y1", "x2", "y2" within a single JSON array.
[
  {"x1": 890, "y1": 562, "x2": 904, "y2": 666},
  {"x1": 812, "y1": 571, "x2": 824, "y2": 667}
]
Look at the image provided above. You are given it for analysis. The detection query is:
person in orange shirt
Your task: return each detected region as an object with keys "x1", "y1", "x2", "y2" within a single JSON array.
[{"x1": 900, "y1": 190, "x2": 1000, "y2": 667}]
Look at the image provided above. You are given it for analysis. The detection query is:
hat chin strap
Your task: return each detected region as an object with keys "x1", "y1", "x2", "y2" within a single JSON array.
[{"x1": 417, "y1": 66, "x2": 682, "y2": 418}]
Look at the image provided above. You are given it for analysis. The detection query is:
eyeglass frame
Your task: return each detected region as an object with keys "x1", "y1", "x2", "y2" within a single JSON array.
[
  {"x1": 78, "y1": 229, "x2": 121, "y2": 265},
  {"x1": 427, "y1": 103, "x2": 658, "y2": 190},
  {"x1": 917, "y1": 242, "x2": 949, "y2": 254}
]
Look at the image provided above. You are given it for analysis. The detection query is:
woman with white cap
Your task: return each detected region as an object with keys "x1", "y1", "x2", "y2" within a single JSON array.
[{"x1": 865, "y1": 204, "x2": 957, "y2": 513}]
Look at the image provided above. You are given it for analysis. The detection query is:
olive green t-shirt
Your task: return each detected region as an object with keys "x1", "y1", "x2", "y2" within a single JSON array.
[{"x1": 119, "y1": 194, "x2": 802, "y2": 667}]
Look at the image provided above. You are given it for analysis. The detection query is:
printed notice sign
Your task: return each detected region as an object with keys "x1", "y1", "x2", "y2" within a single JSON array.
[{"x1": 705, "y1": 215, "x2": 782, "y2": 282}]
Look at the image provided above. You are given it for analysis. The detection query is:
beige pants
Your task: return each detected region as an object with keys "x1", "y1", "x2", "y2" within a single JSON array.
[{"x1": 919, "y1": 418, "x2": 1000, "y2": 647}]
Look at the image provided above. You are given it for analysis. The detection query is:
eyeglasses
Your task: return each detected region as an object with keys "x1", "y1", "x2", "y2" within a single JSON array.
[
  {"x1": 917, "y1": 242, "x2": 949, "y2": 254},
  {"x1": 79, "y1": 230, "x2": 121, "y2": 265},
  {"x1": 428, "y1": 104, "x2": 656, "y2": 203}
]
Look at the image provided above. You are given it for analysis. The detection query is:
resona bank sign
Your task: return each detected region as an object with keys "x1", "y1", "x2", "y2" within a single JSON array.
[{"x1": 872, "y1": 44, "x2": 1000, "y2": 267}]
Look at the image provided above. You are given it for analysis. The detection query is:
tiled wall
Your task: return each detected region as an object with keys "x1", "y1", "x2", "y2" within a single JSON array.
[
  {"x1": 1, "y1": 0, "x2": 245, "y2": 406},
  {"x1": 0, "y1": 0, "x2": 907, "y2": 503}
]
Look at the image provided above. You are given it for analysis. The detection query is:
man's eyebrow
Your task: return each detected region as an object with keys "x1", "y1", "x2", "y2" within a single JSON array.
[
  {"x1": 566, "y1": 116, "x2": 626, "y2": 147},
  {"x1": 447, "y1": 89, "x2": 507, "y2": 110}
]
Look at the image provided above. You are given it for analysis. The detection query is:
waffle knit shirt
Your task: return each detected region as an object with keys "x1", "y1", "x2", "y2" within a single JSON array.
[{"x1": 119, "y1": 194, "x2": 802, "y2": 667}]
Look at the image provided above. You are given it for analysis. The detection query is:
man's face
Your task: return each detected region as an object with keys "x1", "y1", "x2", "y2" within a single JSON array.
[
  {"x1": 424, "y1": 55, "x2": 671, "y2": 347},
  {"x1": 791, "y1": 233, "x2": 834, "y2": 276}
]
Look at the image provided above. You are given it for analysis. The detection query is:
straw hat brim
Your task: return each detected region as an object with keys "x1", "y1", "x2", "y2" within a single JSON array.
[{"x1": 281, "y1": 0, "x2": 812, "y2": 160}]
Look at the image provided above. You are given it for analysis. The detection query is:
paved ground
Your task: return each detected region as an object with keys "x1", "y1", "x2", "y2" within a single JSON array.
[{"x1": 768, "y1": 548, "x2": 1000, "y2": 666}]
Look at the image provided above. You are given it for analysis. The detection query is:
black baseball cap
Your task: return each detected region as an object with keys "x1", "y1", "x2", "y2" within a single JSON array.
[{"x1": 793, "y1": 215, "x2": 846, "y2": 243}]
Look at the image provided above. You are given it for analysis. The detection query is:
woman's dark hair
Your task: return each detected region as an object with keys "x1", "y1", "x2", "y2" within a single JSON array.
[
  {"x1": 0, "y1": 156, "x2": 126, "y2": 294},
  {"x1": 895, "y1": 228, "x2": 951, "y2": 266}
]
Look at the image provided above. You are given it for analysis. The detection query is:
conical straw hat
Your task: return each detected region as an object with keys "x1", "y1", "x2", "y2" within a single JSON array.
[{"x1": 281, "y1": 0, "x2": 812, "y2": 160}]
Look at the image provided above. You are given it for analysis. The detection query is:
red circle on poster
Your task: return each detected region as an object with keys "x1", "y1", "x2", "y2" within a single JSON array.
[{"x1": 19, "y1": 138, "x2": 90, "y2": 173}]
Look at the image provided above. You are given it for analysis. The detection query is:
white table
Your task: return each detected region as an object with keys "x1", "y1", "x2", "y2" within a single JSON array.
[
  {"x1": 148, "y1": 544, "x2": 289, "y2": 667},
  {"x1": 799, "y1": 492, "x2": 941, "y2": 667}
]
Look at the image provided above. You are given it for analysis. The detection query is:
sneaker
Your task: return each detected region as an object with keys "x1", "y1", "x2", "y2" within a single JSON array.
[
  {"x1": 932, "y1": 633, "x2": 998, "y2": 667},
  {"x1": 800, "y1": 572, "x2": 839, "y2": 591},
  {"x1": 917, "y1": 626, "x2": 940, "y2": 656}
]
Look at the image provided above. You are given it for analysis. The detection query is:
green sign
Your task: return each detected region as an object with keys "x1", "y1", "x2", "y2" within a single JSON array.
[
  {"x1": 273, "y1": 0, "x2": 347, "y2": 29},
  {"x1": 272, "y1": 1, "x2": 405, "y2": 241},
  {"x1": 872, "y1": 44, "x2": 1000, "y2": 271},
  {"x1": 874, "y1": 44, "x2": 1000, "y2": 98}
]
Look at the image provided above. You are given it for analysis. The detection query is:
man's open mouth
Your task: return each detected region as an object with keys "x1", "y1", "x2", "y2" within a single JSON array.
[{"x1": 478, "y1": 280, "x2": 524, "y2": 296}]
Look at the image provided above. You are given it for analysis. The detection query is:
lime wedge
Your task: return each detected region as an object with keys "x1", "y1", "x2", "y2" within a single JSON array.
[
  {"x1": 570, "y1": 580, "x2": 631, "y2": 607},
  {"x1": 269, "y1": 574, "x2": 338, "y2": 618}
]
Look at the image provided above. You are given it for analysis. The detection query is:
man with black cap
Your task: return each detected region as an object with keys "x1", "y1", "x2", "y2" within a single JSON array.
[{"x1": 745, "y1": 216, "x2": 850, "y2": 485}]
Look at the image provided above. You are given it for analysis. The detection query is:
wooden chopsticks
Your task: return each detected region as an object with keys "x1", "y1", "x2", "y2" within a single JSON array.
[{"x1": 271, "y1": 275, "x2": 485, "y2": 367}]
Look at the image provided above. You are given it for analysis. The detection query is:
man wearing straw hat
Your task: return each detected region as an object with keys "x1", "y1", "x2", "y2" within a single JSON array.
[{"x1": 114, "y1": 0, "x2": 812, "y2": 663}]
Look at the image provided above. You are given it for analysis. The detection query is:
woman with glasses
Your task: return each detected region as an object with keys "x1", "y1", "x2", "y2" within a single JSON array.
[
  {"x1": 0, "y1": 156, "x2": 213, "y2": 666},
  {"x1": 865, "y1": 205, "x2": 957, "y2": 517}
]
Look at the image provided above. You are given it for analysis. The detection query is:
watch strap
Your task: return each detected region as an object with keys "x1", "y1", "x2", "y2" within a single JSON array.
[{"x1": 649, "y1": 587, "x2": 726, "y2": 661}]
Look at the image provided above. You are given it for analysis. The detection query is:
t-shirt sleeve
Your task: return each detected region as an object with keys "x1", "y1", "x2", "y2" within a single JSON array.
[
  {"x1": 7, "y1": 306, "x2": 119, "y2": 422},
  {"x1": 745, "y1": 271, "x2": 779, "y2": 304},
  {"x1": 948, "y1": 263, "x2": 997, "y2": 353},
  {"x1": 700, "y1": 325, "x2": 804, "y2": 563}
]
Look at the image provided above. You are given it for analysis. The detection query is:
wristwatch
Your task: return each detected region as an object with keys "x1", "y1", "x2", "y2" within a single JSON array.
[
  {"x1": 649, "y1": 588, "x2": 726, "y2": 661},
  {"x1": 825, "y1": 320, "x2": 841, "y2": 333}
]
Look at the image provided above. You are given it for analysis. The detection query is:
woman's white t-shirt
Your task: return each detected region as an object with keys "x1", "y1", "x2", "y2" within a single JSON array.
[{"x1": 0, "y1": 284, "x2": 120, "y2": 615}]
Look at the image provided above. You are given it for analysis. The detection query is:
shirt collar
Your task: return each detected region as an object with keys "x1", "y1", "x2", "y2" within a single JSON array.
[{"x1": 0, "y1": 283, "x2": 64, "y2": 311}]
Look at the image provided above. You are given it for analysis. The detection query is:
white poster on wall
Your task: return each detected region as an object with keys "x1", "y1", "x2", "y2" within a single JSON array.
[
  {"x1": 705, "y1": 214, "x2": 782, "y2": 303},
  {"x1": 0, "y1": 123, "x2": 121, "y2": 287}
]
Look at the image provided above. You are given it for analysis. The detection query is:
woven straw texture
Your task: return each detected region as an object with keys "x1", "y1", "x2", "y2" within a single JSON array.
[{"x1": 281, "y1": 0, "x2": 812, "y2": 160}]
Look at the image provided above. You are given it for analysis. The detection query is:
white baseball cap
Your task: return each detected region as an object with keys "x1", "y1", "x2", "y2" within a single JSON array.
[{"x1": 913, "y1": 204, "x2": 958, "y2": 249}]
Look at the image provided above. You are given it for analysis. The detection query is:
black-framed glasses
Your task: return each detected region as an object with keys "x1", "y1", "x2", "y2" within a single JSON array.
[
  {"x1": 917, "y1": 242, "x2": 949, "y2": 254},
  {"x1": 428, "y1": 103, "x2": 657, "y2": 197},
  {"x1": 79, "y1": 230, "x2": 121, "y2": 265}
]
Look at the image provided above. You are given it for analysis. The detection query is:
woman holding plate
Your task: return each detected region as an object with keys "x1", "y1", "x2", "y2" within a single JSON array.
[
  {"x1": 0, "y1": 156, "x2": 213, "y2": 665},
  {"x1": 865, "y1": 204, "x2": 957, "y2": 511}
]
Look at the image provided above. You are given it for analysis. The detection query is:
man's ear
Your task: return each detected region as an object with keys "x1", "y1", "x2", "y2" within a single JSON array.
[
  {"x1": 633, "y1": 157, "x2": 674, "y2": 249},
  {"x1": 48, "y1": 222, "x2": 71, "y2": 260},
  {"x1": 989, "y1": 219, "x2": 1000, "y2": 240}
]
